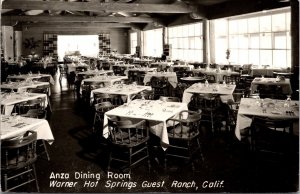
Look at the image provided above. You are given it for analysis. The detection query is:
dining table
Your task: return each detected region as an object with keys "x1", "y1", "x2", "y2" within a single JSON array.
[
  {"x1": 235, "y1": 98, "x2": 299, "y2": 140},
  {"x1": 66, "y1": 62, "x2": 89, "y2": 73},
  {"x1": 1, "y1": 92, "x2": 48, "y2": 115},
  {"x1": 91, "y1": 84, "x2": 151, "y2": 103},
  {"x1": 0, "y1": 81, "x2": 50, "y2": 93},
  {"x1": 125, "y1": 67, "x2": 157, "y2": 76},
  {"x1": 250, "y1": 67, "x2": 287, "y2": 77},
  {"x1": 170, "y1": 65, "x2": 194, "y2": 72},
  {"x1": 250, "y1": 77, "x2": 292, "y2": 94},
  {"x1": 1, "y1": 115, "x2": 54, "y2": 144},
  {"x1": 143, "y1": 72, "x2": 178, "y2": 88},
  {"x1": 182, "y1": 82, "x2": 236, "y2": 104},
  {"x1": 76, "y1": 69, "x2": 113, "y2": 77},
  {"x1": 150, "y1": 61, "x2": 174, "y2": 69},
  {"x1": 81, "y1": 75, "x2": 128, "y2": 86},
  {"x1": 103, "y1": 99, "x2": 188, "y2": 148},
  {"x1": 192, "y1": 68, "x2": 240, "y2": 83},
  {"x1": 7, "y1": 73, "x2": 55, "y2": 85}
]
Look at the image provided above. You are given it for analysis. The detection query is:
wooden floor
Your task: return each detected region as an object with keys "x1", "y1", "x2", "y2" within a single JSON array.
[{"x1": 25, "y1": 73, "x2": 299, "y2": 193}]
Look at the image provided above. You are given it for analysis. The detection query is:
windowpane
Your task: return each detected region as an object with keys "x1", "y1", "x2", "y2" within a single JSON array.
[
  {"x1": 273, "y1": 50, "x2": 286, "y2": 68},
  {"x1": 249, "y1": 50, "x2": 259, "y2": 65},
  {"x1": 260, "y1": 50, "x2": 272, "y2": 65},
  {"x1": 238, "y1": 50, "x2": 248, "y2": 64},
  {"x1": 188, "y1": 24, "x2": 194, "y2": 36},
  {"x1": 238, "y1": 35, "x2": 248, "y2": 49},
  {"x1": 249, "y1": 34, "x2": 259, "y2": 49},
  {"x1": 229, "y1": 35, "x2": 239, "y2": 48},
  {"x1": 230, "y1": 49, "x2": 238, "y2": 64},
  {"x1": 274, "y1": 32, "x2": 287, "y2": 49},
  {"x1": 286, "y1": 12, "x2": 291, "y2": 31},
  {"x1": 195, "y1": 23, "x2": 201, "y2": 36},
  {"x1": 168, "y1": 22, "x2": 203, "y2": 61},
  {"x1": 248, "y1": 17, "x2": 259, "y2": 33},
  {"x1": 260, "y1": 33, "x2": 272, "y2": 49},
  {"x1": 272, "y1": 13, "x2": 286, "y2": 31},
  {"x1": 260, "y1": 16, "x2": 272, "y2": 32},
  {"x1": 238, "y1": 19, "x2": 248, "y2": 33},
  {"x1": 229, "y1": 20, "x2": 238, "y2": 34},
  {"x1": 287, "y1": 50, "x2": 291, "y2": 68}
]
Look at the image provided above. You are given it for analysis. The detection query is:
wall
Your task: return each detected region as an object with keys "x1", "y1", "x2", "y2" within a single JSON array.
[{"x1": 21, "y1": 27, "x2": 129, "y2": 57}]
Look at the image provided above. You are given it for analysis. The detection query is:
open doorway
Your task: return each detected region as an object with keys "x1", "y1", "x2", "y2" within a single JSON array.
[{"x1": 57, "y1": 35, "x2": 99, "y2": 61}]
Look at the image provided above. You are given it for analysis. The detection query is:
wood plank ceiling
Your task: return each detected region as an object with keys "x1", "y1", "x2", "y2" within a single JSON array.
[{"x1": 1, "y1": 0, "x2": 290, "y2": 30}]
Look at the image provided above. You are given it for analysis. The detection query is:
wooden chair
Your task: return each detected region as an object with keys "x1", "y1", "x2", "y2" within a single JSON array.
[
  {"x1": 21, "y1": 110, "x2": 50, "y2": 161},
  {"x1": 107, "y1": 118, "x2": 150, "y2": 174},
  {"x1": 150, "y1": 76, "x2": 169, "y2": 99},
  {"x1": 93, "y1": 101, "x2": 116, "y2": 132},
  {"x1": 1, "y1": 131, "x2": 39, "y2": 192},
  {"x1": 58, "y1": 65, "x2": 68, "y2": 85},
  {"x1": 188, "y1": 93, "x2": 220, "y2": 133},
  {"x1": 249, "y1": 117, "x2": 297, "y2": 164},
  {"x1": 165, "y1": 110, "x2": 203, "y2": 172}
]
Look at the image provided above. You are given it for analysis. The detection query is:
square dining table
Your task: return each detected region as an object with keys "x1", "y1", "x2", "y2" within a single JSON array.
[
  {"x1": 91, "y1": 84, "x2": 152, "y2": 103},
  {"x1": 103, "y1": 99, "x2": 188, "y2": 148},
  {"x1": 182, "y1": 83, "x2": 236, "y2": 104},
  {"x1": 192, "y1": 68, "x2": 240, "y2": 83},
  {"x1": 143, "y1": 72, "x2": 178, "y2": 88},
  {"x1": 0, "y1": 81, "x2": 50, "y2": 93},
  {"x1": 76, "y1": 69, "x2": 113, "y2": 77},
  {"x1": 1, "y1": 92, "x2": 48, "y2": 115},
  {"x1": 1, "y1": 115, "x2": 54, "y2": 144},
  {"x1": 7, "y1": 74, "x2": 55, "y2": 85},
  {"x1": 250, "y1": 77, "x2": 292, "y2": 95},
  {"x1": 81, "y1": 75, "x2": 128, "y2": 86},
  {"x1": 235, "y1": 98, "x2": 299, "y2": 140}
]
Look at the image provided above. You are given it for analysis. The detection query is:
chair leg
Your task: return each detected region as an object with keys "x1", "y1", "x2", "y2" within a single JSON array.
[
  {"x1": 107, "y1": 152, "x2": 112, "y2": 172},
  {"x1": 47, "y1": 96, "x2": 52, "y2": 113},
  {"x1": 129, "y1": 148, "x2": 132, "y2": 174},
  {"x1": 42, "y1": 140, "x2": 50, "y2": 161},
  {"x1": 32, "y1": 164, "x2": 40, "y2": 192},
  {"x1": 146, "y1": 143, "x2": 151, "y2": 173},
  {"x1": 4, "y1": 173, "x2": 8, "y2": 191}
]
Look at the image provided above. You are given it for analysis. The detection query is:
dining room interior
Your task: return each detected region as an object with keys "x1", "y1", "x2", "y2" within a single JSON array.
[{"x1": 1, "y1": 0, "x2": 299, "y2": 193}]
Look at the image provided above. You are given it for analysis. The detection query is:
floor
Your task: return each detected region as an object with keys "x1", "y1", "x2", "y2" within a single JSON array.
[{"x1": 24, "y1": 73, "x2": 299, "y2": 193}]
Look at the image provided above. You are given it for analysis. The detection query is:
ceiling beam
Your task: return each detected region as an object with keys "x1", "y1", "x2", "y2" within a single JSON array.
[
  {"x1": 2, "y1": 1, "x2": 194, "y2": 13},
  {"x1": 2, "y1": 15, "x2": 158, "y2": 23},
  {"x1": 22, "y1": 22, "x2": 136, "y2": 28}
]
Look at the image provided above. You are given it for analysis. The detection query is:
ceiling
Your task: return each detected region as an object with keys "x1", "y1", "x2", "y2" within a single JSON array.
[{"x1": 1, "y1": 0, "x2": 291, "y2": 30}]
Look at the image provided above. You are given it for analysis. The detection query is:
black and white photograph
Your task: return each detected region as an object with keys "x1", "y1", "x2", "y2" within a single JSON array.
[{"x1": 0, "y1": 0, "x2": 299, "y2": 193}]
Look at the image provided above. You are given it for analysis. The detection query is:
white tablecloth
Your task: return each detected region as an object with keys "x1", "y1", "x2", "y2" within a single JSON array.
[
  {"x1": 76, "y1": 70, "x2": 113, "y2": 77},
  {"x1": 182, "y1": 83, "x2": 236, "y2": 104},
  {"x1": 170, "y1": 65, "x2": 194, "y2": 72},
  {"x1": 143, "y1": 72, "x2": 178, "y2": 88},
  {"x1": 67, "y1": 63, "x2": 89, "y2": 73},
  {"x1": 1, "y1": 92, "x2": 48, "y2": 115},
  {"x1": 7, "y1": 74, "x2": 55, "y2": 85},
  {"x1": 192, "y1": 68, "x2": 240, "y2": 83},
  {"x1": 103, "y1": 99, "x2": 188, "y2": 148},
  {"x1": 235, "y1": 98, "x2": 299, "y2": 140},
  {"x1": 0, "y1": 82, "x2": 50, "y2": 93},
  {"x1": 250, "y1": 77, "x2": 292, "y2": 94},
  {"x1": 91, "y1": 84, "x2": 151, "y2": 103},
  {"x1": 1, "y1": 115, "x2": 54, "y2": 144},
  {"x1": 82, "y1": 76, "x2": 127, "y2": 86}
]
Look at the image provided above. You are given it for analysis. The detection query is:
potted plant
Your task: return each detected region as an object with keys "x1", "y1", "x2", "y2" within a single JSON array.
[
  {"x1": 226, "y1": 49, "x2": 231, "y2": 64},
  {"x1": 23, "y1": 37, "x2": 42, "y2": 55}
]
